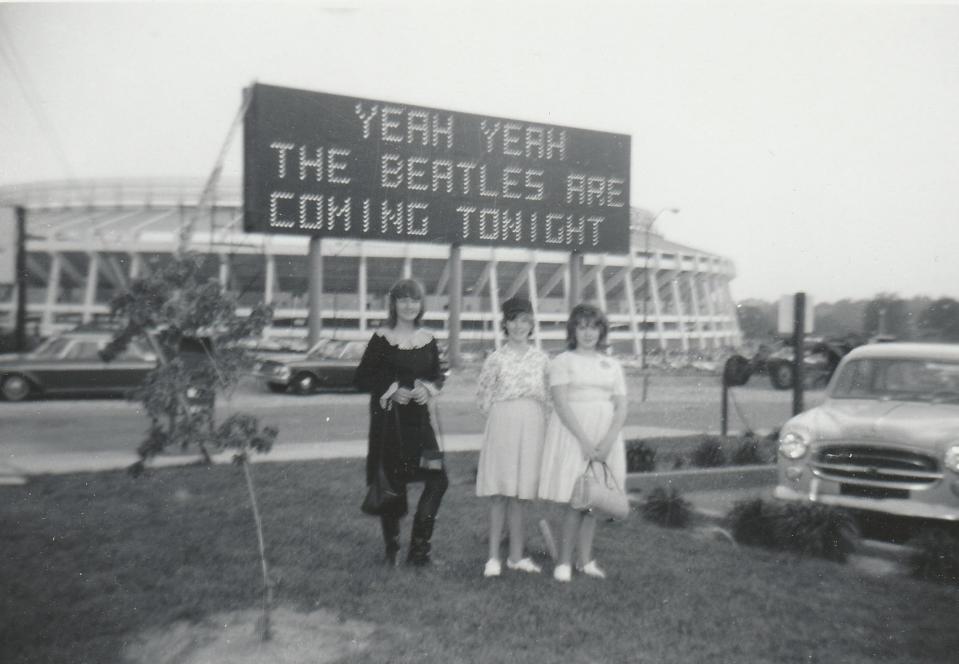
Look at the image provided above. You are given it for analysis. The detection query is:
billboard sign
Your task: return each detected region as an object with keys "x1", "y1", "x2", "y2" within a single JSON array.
[{"x1": 243, "y1": 83, "x2": 631, "y2": 253}]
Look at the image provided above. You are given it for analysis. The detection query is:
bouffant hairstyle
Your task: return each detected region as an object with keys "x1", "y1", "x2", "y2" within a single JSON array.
[
  {"x1": 386, "y1": 278, "x2": 425, "y2": 328},
  {"x1": 566, "y1": 303, "x2": 609, "y2": 350}
]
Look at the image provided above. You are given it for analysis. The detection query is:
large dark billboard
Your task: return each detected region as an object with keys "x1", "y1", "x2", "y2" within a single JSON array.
[{"x1": 243, "y1": 83, "x2": 630, "y2": 253}]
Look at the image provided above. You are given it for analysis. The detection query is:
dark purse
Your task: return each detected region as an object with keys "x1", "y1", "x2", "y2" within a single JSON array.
[{"x1": 361, "y1": 409, "x2": 404, "y2": 516}]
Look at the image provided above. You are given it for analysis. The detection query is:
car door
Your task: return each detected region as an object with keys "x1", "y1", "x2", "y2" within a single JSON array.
[{"x1": 31, "y1": 339, "x2": 105, "y2": 394}]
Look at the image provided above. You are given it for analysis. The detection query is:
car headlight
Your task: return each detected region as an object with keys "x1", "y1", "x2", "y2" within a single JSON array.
[
  {"x1": 275, "y1": 366, "x2": 292, "y2": 380},
  {"x1": 945, "y1": 445, "x2": 959, "y2": 473},
  {"x1": 779, "y1": 431, "x2": 810, "y2": 460}
]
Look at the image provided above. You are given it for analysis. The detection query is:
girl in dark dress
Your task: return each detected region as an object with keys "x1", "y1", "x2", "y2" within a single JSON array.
[{"x1": 354, "y1": 278, "x2": 448, "y2": 566}]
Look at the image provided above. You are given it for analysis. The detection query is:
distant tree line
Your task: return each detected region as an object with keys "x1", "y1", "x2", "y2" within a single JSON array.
[{"x1": 736, "y1": 294, "x2": 959, "y2": 342}]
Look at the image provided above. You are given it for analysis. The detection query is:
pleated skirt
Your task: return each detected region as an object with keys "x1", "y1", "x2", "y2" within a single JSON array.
[{"x1": 538, "y1": 400, "x2": 627, "y2": 504}]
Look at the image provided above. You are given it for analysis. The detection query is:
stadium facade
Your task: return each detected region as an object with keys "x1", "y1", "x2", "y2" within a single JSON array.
[{"x1": 0, "y1": 179, "x2": 741, "y2": 355}]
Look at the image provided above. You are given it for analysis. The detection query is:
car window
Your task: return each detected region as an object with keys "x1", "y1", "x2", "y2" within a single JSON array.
[
  {"x1": 833, "y1": 358, "x2": 959, "y2": 401},
  {"x1": 32, "y1": 337, "x2": 72, "y2": 358},
  {"x1": 63, "y1": 341, "x2": 103, "y2": 360},
  {"x1": 340, "y1": 342, "x2": 366, "y2": 360}
]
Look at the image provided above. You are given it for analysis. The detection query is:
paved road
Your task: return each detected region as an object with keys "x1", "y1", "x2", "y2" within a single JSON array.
[{"x1": 0, "y1": 372, "x2": 823, "y2": 458}]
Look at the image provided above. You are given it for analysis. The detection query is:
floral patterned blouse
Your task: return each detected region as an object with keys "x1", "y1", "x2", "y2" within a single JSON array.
[{"x1": 476, "y1": 344, "x2": 551, "y2": 415}]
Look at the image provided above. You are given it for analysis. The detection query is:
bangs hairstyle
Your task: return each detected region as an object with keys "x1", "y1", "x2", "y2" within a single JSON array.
[
  {"x1": 387, "y1": 278, "x2": 426, "y2": 328},
  {"x1": 500, "y1": 309, "x2": 535, "y2": 337},
  {"x1": 566, "y1": 303, "x2": 609, "y2": 350}
]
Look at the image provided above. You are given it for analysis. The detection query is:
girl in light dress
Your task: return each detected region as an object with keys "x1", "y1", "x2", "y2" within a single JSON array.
[
  {"x1": 475, "y1": 297, "x2": 551, "y2": 578},
  {"x1": 538, "y1": 303, "x2": 628, "y2": 582}
]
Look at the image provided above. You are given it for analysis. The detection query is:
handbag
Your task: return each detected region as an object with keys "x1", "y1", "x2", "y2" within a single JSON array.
[
  {"x1": 569, "y1": 461, "x2": 631, "y2": 519},
  {"x1": 361, "y1": 409, "x2": 404, "y2": 516}
]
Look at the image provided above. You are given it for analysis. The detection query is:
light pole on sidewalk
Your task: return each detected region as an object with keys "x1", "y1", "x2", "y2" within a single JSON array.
[{"x1": 641, "y1": 206, "x2": 679, "y2": 401}]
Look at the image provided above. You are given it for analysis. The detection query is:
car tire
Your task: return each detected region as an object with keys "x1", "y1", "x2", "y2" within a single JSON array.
[
  {"x1": 267, "y1": 383, "x2": 287, "y2": 394},
  {"x1": 1, "y1": 374, "x2": 32, "y2": 402},
  {"x1": 292, "y1": 372, "x2": 316, "y2": 395},
  {"x1": 769, "y1": 363, "x2": 794, "y2": 390}
]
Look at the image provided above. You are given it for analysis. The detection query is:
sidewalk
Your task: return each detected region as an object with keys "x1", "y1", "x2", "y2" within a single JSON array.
[{"x1": 0, "y1": 424, "x2": 698, "y2": 484}]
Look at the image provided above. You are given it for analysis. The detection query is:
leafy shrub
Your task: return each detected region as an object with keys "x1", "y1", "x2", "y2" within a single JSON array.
[
  {"x1": 731, "y1": 437, "x2": 772, "y2": 465},
  {"x1": 907, "y1": 528, "x2": 959, "y2": 585},
  {"x1": 641, "y1": 486, "x2": 691, "y2": 528},
  {"x1": 727, "y1": 498, "x2": 780, "y2": 548},
  {"x1": 727, "y1": 499, "x2": 859, "y2": 562},
  {"x1": 691, "y1": 437, "x2": 726, "y2": 468},
  {"x1": 626, "y1": 440, "x2": 657, "y2": 472},
  {"x1": 776, "y1": 503, "x2": 859, "y2": 563}
]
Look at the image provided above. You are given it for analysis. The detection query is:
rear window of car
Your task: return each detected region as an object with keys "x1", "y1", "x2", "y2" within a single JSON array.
[{"x1": 832, "y1": 358, "x2": 959, "y2": 401}]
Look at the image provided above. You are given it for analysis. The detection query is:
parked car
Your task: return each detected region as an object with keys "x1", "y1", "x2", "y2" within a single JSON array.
[
  {"x1": 0, "y1": 329, "x2": 157, "y2": 401},
  {"x1": 774, "y1": 342, "x2": 959, "y2": 522},
  {"x1": 252, "y1": 338, "x2": 369, "y2": 394},
  {"x1": 764, "y1": 337, "x2": 858, "y2": 390}
]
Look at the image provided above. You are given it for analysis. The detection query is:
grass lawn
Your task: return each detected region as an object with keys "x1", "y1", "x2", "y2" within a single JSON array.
[{"x1": 2, "y1": 452, "x2": 957, "y2": 664}]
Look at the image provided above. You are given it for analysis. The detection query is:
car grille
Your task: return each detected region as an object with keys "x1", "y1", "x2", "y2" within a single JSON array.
[{"x1": 812, "y1": 445, "x2": 941, "y2": 489}]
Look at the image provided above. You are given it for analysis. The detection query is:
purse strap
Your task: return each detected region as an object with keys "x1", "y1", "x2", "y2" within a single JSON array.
[{"x1": 583, "y1": 460, "x2": 622, "y2": 492}]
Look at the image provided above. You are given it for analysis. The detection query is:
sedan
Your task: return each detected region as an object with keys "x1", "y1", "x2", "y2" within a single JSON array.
[
  {"x1": 775, "y1": 342, "x2": 959, "y2": 522},
  {"x1": 252, "y1": 338, "x2": 368, "y2": 394},
  {"x1": 0, "y1": 330, "x2": 157, "y2": 401}
]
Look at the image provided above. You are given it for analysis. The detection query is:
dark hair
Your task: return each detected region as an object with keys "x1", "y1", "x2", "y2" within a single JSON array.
[
  {"x1": 566, "y1": 303, "x2": 609, "y2": 350},
  {"x1": 386, "y1": 278, "x2": 425, "y2": 328},
  {"x1": 500, "y1": 308, "x2": 535, "y2": 337}
]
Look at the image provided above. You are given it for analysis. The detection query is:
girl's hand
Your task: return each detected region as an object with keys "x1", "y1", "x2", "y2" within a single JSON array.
[
  {"x1": 391, "y1": 388, "x2": 412, "y2": 405},
  {"x1": 409, "y1": 384, "x2": 430, "y2": 405}
]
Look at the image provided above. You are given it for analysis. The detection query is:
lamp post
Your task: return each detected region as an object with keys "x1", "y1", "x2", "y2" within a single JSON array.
[{"x1": 641, "y1": 206, "x2": 679, "y2": 401}]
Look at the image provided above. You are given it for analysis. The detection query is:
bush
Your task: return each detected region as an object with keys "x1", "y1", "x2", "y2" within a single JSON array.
[
  {"x1": 777, "y1": 503, "x2": 859, "y2": 563},
  {"x1": 728, "y1": 498, "x2": 780, "y2": 548},
  {"x1": 726, "y1": 499, "x2": 859, "y2": 563},
  {"x1": 641, "y1": 486, "x2": 691, "y2": 528},
  {"x1": 908, "y1": 528, "x2": 959, "y2": 585},
  {"x1": 626, "y1": 440, "x2": 657, "y2": 472},
  {"x1": 731, "y1": 437, "x2": 771, "y2": 465},
  {"x1": 691, "y1": 437, "x2": 726, "y2": 468}
]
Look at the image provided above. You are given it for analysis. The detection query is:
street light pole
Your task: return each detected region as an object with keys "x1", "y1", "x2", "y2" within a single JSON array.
[{"x1": 641, "y1": 206, "x2": 679, "y2": 401}]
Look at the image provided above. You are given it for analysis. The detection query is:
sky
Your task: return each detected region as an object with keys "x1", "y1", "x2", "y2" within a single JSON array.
[{"x1": 2, "y1": 0, "x2": 959, "y2": 305}]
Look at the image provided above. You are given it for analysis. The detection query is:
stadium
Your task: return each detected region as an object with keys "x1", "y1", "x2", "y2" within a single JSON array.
[{"x1": 0, "y1": 178, "x2": 741, "y2": 358}]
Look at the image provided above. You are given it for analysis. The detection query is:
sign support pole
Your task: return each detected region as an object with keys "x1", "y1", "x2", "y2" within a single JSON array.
[
  {"x1": 446, "y1": 244, "x2": 463, "y2": 369},
  {"x1": 448, "y1": 244, "x2": 462, "y2": 369},
  {"x1": 792, "y1": 291, "x2": 806, "y2": 416},
  {"x1": 15, "y1": 206, "x2": 27, "y2": 352},
  {"x1": 568, "y1": 251, "x2": 583, "y2": 309},
  {"x1": 307, "y1": 237, "x2": 323, "y2": 348}
]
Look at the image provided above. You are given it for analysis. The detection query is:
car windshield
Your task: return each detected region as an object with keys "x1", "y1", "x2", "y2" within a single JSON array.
[
  {"x1": 30, "y1": 337, "x2": 72, "y2": 358},
  {"x1": 831, "y1": 357, "x2": 959, "y2": 402}
]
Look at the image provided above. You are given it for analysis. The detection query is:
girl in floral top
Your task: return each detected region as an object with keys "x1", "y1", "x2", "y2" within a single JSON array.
[{"x1": 475, "y1": 297, "x2": 550, "y2": 577}]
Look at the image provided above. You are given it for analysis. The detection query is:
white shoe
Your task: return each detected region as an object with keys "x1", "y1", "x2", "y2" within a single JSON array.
[
  {"x1": 577, "y1": 560, "x2": 607, "y2": 579},
  {"x1": 483, "y1": 559, "x2": 502, "y2": 578},
  {"x1": 506, "y1": 557, "x2": 542, "y2": 574},
  {"x1": 553, "y1": 564, "x2": 572, "y2": 582}
]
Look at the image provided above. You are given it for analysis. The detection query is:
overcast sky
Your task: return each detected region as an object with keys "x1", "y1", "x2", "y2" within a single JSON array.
[{"x1": 2, "y1": 1, "x2": 958, "y2": 304}]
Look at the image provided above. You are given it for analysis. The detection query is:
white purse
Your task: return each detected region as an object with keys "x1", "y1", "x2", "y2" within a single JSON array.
[{"x1": 570, "y1": 461, "x2": 631, "y2": 519}]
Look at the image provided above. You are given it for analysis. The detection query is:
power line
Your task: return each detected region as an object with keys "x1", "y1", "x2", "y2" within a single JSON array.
[{"x1": 0, "y1": 18, "x2": 76, "y2": 181}]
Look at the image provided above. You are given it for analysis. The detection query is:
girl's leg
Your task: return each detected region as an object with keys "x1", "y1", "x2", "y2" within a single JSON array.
[
  {"x1": 488, "y1": 496, "x2": 507, "y2": 562},
  {"x1": 576, "y1": 512, "x2": 598, "y2": 566},
  {"x1": 558, "y1": 505, "x2": 583, "y2": 567},
  {"x1": 506, "y1": 498, "x2": 526, "y2": 563}
]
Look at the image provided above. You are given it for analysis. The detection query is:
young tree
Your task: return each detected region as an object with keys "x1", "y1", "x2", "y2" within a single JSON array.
[
  {"x1": 919, "y1": 297, "x2": 959, "y2": 341},
  {"x1": 101, "y1": 252, "x2": 279, "y2": 640}
]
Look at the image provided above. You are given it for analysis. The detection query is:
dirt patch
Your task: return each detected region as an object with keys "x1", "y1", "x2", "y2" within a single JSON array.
[{"x1": 123, "y1": 607, "x2": 378, "y2": 664}]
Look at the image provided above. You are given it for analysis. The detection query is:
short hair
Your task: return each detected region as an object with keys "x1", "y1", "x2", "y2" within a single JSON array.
[
  {"x1": 386, "y1": 278, "x2": 425, "y2": 328},
  {"x1": 566, "y1": 303, "x2": 609, "y2": 350},
  {"x1": 500, "y1": 309, "x2": 535, "y2": 337}
]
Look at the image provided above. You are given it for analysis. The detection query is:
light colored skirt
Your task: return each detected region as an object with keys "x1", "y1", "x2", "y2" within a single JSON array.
[
  {"x1": 476, "y1": 399, "x2": 546, "y2": 499},
  {"x1": 538, "y1": 400, "x2": 626, "y2": 504}
]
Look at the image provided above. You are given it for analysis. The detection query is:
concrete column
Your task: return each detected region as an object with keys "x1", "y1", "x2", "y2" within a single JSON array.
[
  {"x1": 623, "y1": 258, "x2": 641, "y2": 356},
  {"x1": 448, "y1": 244, "x2": 462, "y2": 368},
  {"x1": 42, "y1": 252, "x2": 62, "y2": 331},
  {"x1": 82, "y1": 253, "x2": 99, "y2": 323},
  {"x1": 672, "y1": 276, "x2": 690, "y2": 352},
  {"x1": 488, "y1": 253, "x2": 501, "y2": 350},
  {"x1": 358, "y1": 251, "x2": 368, "y2": 332},
  {"x1": 527, "y1": 257, "x2": 541, "y2": 350},
  {"x1": 264, "y1": 253, "x2": 276, "y2": 305},
  {"x1": 308, "y1": 237, "x2": 323, "y2": 347}
]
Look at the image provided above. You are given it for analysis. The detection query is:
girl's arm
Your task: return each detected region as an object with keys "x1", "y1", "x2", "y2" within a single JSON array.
[
  {"x1": 596, "y1": 394, "x2": 628, "y2": 460},
  {"x1": 550, "y1": 384, "x2": 597, "y2": 461},
  {"x1": 475, "y1": 354, "x2": 498, "y2": 416},
  {"x1": 353, "y1": 334, "x2": 395, "y2": 397}
]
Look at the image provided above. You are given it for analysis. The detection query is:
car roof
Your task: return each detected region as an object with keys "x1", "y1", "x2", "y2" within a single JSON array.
[{"x1": 843, "y1": 342, "x2": 959, "y2": 362}]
